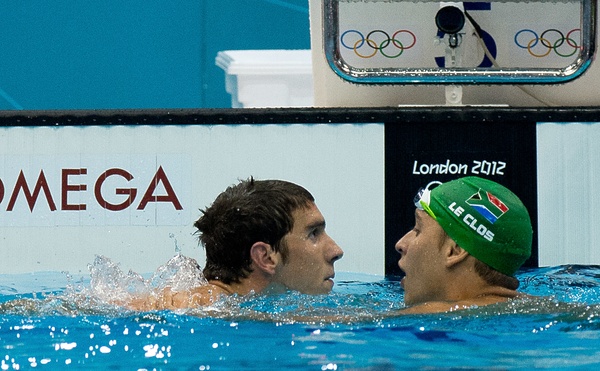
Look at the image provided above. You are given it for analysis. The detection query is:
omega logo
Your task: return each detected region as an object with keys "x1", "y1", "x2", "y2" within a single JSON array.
[{"x1": 0, "y1": 166, "x2": 182, "y2": 212}]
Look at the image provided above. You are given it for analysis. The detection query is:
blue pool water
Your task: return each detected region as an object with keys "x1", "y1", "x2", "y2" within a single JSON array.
[{"x1": 1, "y1": 258, "x2": 600, "y2": 370}]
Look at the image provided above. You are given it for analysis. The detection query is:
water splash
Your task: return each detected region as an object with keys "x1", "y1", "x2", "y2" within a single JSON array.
[
  {"x1": 85, "y1": 254, "x2": 207, "y2": 305},
  {"x1": 0, "y1": 254, "x2": 209, "y2": 316},
  {"x1": 86, "y1": 255, "x2": 150, "y2": 304},
  {"x1": 169, "y1": 233, "x2": 181, "y2": 254}
]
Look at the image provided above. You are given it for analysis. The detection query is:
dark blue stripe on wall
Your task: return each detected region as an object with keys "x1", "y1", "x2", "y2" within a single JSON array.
[{"x1": 464, "y1": 2, "x2": 492, "y2": 11}]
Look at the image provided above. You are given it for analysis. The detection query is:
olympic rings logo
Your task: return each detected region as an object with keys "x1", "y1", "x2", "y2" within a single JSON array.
[
  {"x1": 514, "y1": 28, "x2": 582, "y2": 58},
  {"x1": 340, "y1": 29, "x2": 417, "y2": 58}
]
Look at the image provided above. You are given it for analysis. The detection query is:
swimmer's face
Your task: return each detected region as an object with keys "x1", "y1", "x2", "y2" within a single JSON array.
[
  {"x1": 395, "y1": 209, "x2": 453, "y2": 305},
  {"x1": 272, "y1": 202, "x2": 344, "y2": 295}
]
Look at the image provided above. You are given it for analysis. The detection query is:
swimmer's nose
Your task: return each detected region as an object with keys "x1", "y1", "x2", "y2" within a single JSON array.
[
  {"x1": 395, "y1": 238, "x2": 406, "y2": 270},
  {"x1": 329, "y1": 235, "x2": 344, "y2": 263},
  {"x1": 332, "y1": 249, "x2": 343, "y2": 263},
  {"x1": 395, "y1": 234, "x2": 407, "y2": 256}
]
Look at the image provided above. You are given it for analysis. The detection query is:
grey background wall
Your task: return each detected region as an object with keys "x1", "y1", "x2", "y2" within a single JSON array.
[{"x1": 0, "y1": 0, "x2": 310, "y2": 110}]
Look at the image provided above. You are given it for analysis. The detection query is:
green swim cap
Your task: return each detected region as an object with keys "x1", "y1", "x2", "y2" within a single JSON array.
[{"x1": 417, "y1": 176, "x2": 532, "y2": 276}]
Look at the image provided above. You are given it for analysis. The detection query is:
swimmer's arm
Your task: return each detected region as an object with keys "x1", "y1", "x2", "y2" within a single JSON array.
[
  {"x1": 124, "y1": 285, "x2": 229, "y2": 311},
  {"x1": 0, "y1": 297, "x2": 44, "y2": 314}
]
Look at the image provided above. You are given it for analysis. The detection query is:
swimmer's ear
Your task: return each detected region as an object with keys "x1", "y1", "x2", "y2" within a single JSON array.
[
  {"x1": 249, "y1": 242, "x2": 278, "y2": 275},
  {"x1": 445, "y1": 242, "x2": 469, "y2": 268}
]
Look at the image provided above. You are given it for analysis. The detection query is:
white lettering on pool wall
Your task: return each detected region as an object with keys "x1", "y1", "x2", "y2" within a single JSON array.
[
  {"x1": 412, "y1": 160, "x2": 506, "y2": 176},
  {"x1": 0, "y1": 155, "x2": 190, "y2": 227}
]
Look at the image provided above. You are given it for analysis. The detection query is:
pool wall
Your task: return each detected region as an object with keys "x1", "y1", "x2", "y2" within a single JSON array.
[
  {"x1": 0, "y1": 1, "x2": 310, "y2": 110},
  {"x1": 0, "y1": 109, "x2": 597, "y2": 277}
]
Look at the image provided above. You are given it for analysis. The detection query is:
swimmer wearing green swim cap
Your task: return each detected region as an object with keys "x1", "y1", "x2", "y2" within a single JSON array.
[{"x1": 395, "y1": 176, "x2": 533, "y2": 314}]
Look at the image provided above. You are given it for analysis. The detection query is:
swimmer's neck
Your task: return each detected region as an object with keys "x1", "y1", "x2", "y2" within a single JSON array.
[
  {"x1": 208, "y1": 277, "x2": 282, "y2": 296},
  {"x1": 475, "y1": 286, "x2": 519, "y2": 300},
  {"x1": 443, "y1": 283, "x2": 519, "y2": 307},
  {"x1": 207, "y1": 280, "x2": 238, "y2": 295}
]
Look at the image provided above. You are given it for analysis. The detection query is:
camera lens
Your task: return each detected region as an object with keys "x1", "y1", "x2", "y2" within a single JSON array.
[{"x1": 435, "y1": 6, "x2": 465, "y2": 34}]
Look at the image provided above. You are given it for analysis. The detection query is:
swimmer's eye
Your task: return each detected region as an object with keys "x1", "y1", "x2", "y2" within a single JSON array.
[{"x1": 308, "y1": 227, "x2": 323, "y2": 240}]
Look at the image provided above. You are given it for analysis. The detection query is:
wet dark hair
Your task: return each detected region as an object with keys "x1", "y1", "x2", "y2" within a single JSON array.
[
  {"x1": 194, "y1": 177, "x2": 315, "y2": 284},
  {"x1": 473, "y1": 259, "x2": 520, "y2": 290}
]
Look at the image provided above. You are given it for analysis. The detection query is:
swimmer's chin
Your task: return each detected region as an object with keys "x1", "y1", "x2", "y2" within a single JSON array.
[
  {"x1": 262, "y1": 282, "x2": 289, "y2": 295},
  {"x1": 263, "y1": 278, "x2": 335, "y2": 296}
]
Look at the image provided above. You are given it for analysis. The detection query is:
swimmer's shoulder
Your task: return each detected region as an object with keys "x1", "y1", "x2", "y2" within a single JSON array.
[
  {"x1": 398, "y1": 292, "x2": 524, "y2": 315},
  {"x1": 186, "y1": 283, "x2": 231, "y2": 307},
  {"x1": 125, "y1": 282, "x2": 230, "y2": 311},
  {"x1": 398, "y1": 301, "x2": 467, "y2": 314}
]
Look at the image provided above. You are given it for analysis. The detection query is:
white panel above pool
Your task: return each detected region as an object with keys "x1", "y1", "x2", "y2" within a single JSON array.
[
  {"x1": 1, "y1": 118, "x2": 600, "y2": 275},
  {"x1": 0, "y1": 123, "x2": 385, "y2": 276}
]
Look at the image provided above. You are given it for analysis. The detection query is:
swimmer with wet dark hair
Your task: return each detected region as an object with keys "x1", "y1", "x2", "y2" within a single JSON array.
[
  {"x1": 128, "y1": 177, "x2": 344, "y2": 310},
  {"x1": 395, "y1": 176, "x2": 533, "y2": 314}
]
